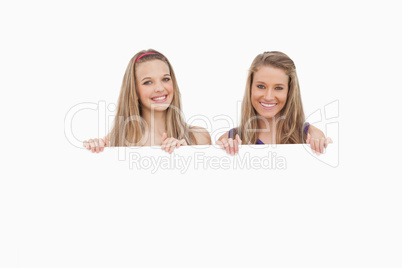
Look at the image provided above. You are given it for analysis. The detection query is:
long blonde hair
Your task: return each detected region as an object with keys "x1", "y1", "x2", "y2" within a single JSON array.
[
  {"x1": 236, "y1": 51, "x2": 306, "y2": 144},
  {"x1": 108, "y1": 49, "x2": 196, "y2": 146}
]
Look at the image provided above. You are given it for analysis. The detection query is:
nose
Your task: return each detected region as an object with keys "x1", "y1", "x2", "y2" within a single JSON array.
[
  {"x1": 154, "y1": 81, "x2": 164, "y2": 93},
  {"x1": 263, "y1": 88, "x2": 274, "y2": 100}
]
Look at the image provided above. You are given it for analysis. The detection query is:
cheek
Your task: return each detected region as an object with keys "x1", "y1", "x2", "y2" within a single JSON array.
[
  {"x1": 137, "y1": 85, "x2": 151, "y2": 101},
  {"x1": 282, "y1": 90, "x2": 288, "y2": 103},
  {"x1": 250, "y1": 92, "x2": 261, "y2": 110},
  {"x1": 278, "y1": 90, "x2": 288, "y2": 104},
  {"x1": 167, "y1": 81, "x2": 174, "y2": 94},
  {"x1": 251, "y1": 88, "x2": 265, "y2": 104},
  {"x1": 251, "y1": 88, "x2": 259, "y2": 101}
]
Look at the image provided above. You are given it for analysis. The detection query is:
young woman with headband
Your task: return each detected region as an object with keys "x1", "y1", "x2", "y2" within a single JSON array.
[
  {"x1": 83, "y1": 49, "x2": 211, "y2": 153},
  {"x1": 216, "y1": 51, "x2": 332, "y2": 155}
]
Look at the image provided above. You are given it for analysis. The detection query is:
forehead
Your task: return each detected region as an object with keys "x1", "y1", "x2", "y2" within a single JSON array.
[
  {"x1": 135, "y1": 59, "x2": 170, "y2": 78},
  {"x1": 254, "y1": 65, "x2": 288, "y2": 84}
]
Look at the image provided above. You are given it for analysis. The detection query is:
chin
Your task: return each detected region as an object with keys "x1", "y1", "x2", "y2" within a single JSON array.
[
  {"x1": 153, "y1": 104, "x2": 170, "y2": 112},
  {"x1": 258, "y1": 110, "x2": 279, "y2": 120}
]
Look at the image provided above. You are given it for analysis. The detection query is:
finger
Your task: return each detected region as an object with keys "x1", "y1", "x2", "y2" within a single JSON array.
[
  {"x1": 168, "y1": 138, "x2": 177, "y2": 152},
  {"x1": 88, "y1": 139, "x2": 95, "y2": 153},
  {"x1": 309, "y1": 138, "x2": 315, "y2": 154},
  {"x1": 314, "y1": 139, "x2": 320, "y2": 156},
  {"x1": 94, "y1": 138, "x2": 100, "y2": 153},
  {"x1": 324, "y1": 137, "x2": 333, "y2": 149},
  {"x1": 234, "y1": 139, "x2": 239, "y2": 155},
  {"x1": 176, "y1": 139, "x2": 183, "y2": 148},
  {"x1": 177, "y1": 139, "x2": 186, "y2": 148},
  {"x1": 319, "y1": 138, "x2": 325, "y2": 154},
  {"x1": 222, "y1": 139, "x2": 230, "y2": 154},
  {"x1": 165, "y1": 138, "x2": 174, "y2": 152},
  {"x1": 228, "y1": 138, "x2": 234, "y2": 155},
  {"x1": 99, "y1": 138, "x2": 105, "y2": 152},
  {"x1": 161, "y1": 137, "x2": 169, "y2": 150},
  {"x1": 83, "y1": 141, "x2": 90, "y2": 150},
  {"x1": 169, "y1": 140, "x2": 178, "y2": 154}
]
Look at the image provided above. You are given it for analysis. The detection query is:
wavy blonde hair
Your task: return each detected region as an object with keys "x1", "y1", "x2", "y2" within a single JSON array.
[
  {"x1": 236, "y1": 51, "x2": 306, "y2": 144},
  {"x1": 108, "y1": 49, "x2": 196, "y2": 146}
]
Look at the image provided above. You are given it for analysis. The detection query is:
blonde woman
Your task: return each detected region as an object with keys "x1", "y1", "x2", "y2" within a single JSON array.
[
  {"x1": 216, "y1": 51, "x2": 332, "y2": 155},
  {"x1": 84, "y1": 49, "x2": 211, "y2": 153}
]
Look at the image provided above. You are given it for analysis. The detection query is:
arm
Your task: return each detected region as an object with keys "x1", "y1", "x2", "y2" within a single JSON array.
[
  {"x1": 307, "y1": 125, "x2": 325, "y2": 139},
  {"x1": 191, "y1": 126, "x2": 212, "y2": 145}
]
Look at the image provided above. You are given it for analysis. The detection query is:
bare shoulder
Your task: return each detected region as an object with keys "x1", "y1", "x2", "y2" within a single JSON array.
[{"x1": 190, "y1": 126, "x2": 212, "y2": 145}]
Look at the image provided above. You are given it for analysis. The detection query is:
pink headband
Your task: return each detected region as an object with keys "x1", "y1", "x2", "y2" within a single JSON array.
[{"x1": 135, "y1": 52, "x2": 156, "y2": 63}]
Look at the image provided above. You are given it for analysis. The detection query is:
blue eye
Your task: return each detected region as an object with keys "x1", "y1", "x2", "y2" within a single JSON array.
[
  {"x1": 163, "y1": 78, "x2": 170, "y2": 82},
  {"x1": 257, "y1": 85, "x2": 265, "y2": 89},
  {"x1": 143, "y1": 81, "x2": 151, "y2": 85},
  {"x1": 275, "y1": 87, "x2": 283, "y2": 90}
]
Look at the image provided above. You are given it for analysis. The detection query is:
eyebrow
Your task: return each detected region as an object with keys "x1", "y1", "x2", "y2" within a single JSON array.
[
  {"x1": 255, "y1": 81, "x2": 286, "y2": 86},
  {"x1": 141, "y1": 74, "x2": 171, "y2": 82}
]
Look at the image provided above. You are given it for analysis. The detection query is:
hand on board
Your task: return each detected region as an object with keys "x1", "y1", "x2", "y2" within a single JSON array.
[
  {"x1": 83, "y1": 136, "x2": 109, "y2": 153},
  {"x1": 216, "y1": 134, "x2": 242, "y2": 156},
  {"x1": 161, "y1": 133, "x2": 187, "y2": 154}
]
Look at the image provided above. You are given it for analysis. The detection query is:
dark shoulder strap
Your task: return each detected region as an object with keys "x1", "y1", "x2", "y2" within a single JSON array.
[
  {"x1": 303, "y1": 122, "x2": 310, "y2": 136},
  {"x1": 228, "y1": 128, "x2": 236, "y2": 139}
]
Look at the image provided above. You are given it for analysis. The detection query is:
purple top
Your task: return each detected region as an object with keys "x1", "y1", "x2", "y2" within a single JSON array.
[{"x1": 228, "y1": 122, "x2": 310, "y2": 145}]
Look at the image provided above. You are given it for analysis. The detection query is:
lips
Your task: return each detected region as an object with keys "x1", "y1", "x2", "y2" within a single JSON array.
[
  {"x1": 151, "y1": 94, "x2": 168, "y2": 103},
  {"x1": 260, "y1": 102, "x2": 277, "y2": 110}
]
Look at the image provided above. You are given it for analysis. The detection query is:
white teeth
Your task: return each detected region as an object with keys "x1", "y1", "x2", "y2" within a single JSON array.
[
  {"x1": 152, "y1": 95, "x2": 167, "y2": 101},
  {"x1": 260, "y1": 103, "x2": 276, "y2": 108}
]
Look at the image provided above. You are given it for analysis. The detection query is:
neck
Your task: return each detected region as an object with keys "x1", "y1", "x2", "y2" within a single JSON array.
[
  {"x1": 256, "y1": 116, "x2": 278, "y2": 144},
  {"x1": 142, "y1": 108, "x2": 167, "y2": 144}
]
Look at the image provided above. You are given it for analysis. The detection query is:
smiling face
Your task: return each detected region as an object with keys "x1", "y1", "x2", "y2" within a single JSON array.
[
  {"x1": 251, "y1": 65, "x2": 289, "y2": 121},
  {"x1": 135, "y1": 59, "x2": 174, "y2": 112}
]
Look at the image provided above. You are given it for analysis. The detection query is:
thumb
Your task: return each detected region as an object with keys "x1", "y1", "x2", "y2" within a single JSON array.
[
  {"x1": 324, "y1": 137, "x2": 333, "y2": 149},
  {"x1": 162, "y1": 132, "x2": 167, "y2": 141}
]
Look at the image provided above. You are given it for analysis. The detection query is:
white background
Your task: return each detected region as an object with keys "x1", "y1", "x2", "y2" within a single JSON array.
[{"x1": 1, "y1": 0, "x2": 401, "y2": 267}]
